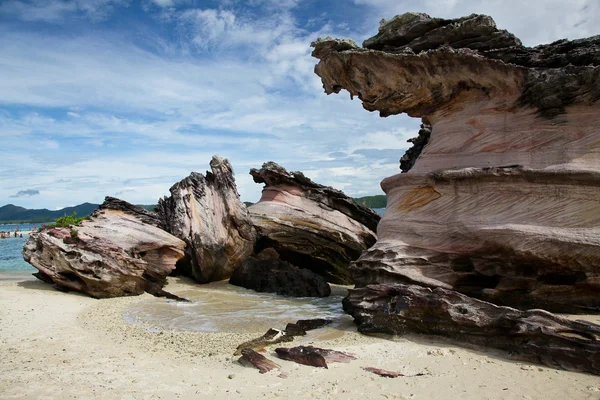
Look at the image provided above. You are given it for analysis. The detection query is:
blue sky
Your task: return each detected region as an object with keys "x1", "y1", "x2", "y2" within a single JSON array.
[{"x1": 1, "y1": 0, "x2": 597, "y2": 209}]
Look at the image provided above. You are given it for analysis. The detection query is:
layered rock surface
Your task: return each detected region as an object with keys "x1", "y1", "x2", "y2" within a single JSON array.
[
  {"x1": 312, "y1": 12, "x2": 600, "y2": 312},
  {"x1": 23, "y1": 197, "x2": 185, "y2": 298},
  {"x1": 157, "y1": 156, "x2": 256, "y2": 283},
  {"x1": 248, "y1": 162, "x2": 380, "y2": 284}
]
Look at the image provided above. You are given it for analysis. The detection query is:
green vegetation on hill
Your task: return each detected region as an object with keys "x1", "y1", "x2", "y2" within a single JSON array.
[
  {"x1": 353, "y1": 195, "x2": 387, "y2": 208},
  {"x1": 137, "y1": 204, "x2": 157, "y2": 212}
]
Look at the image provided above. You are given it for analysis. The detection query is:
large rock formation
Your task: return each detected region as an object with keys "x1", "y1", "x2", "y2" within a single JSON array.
[
  {"x1": 312, "y1": 13, "x2": 600, "y2": 313},
  {"x1": 23, "y1": 197, "x2": 186, "y2": 298},
  {"x1": 248, "y1": 162, "x2": 380, "y2": 284},
  {"x1": 157, "y1": 156, "x2": 256, "y2": 283}
]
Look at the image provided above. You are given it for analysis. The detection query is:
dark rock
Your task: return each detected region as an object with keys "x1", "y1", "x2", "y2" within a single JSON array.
[
  {"x1": 234, "y1": 328, "x2": 292, "y2": 356},
  {"x1": 229, "y1": 249, "x2": 331, "y2": 297},
  {"x1": 344, "y1": 284, "x2": 600, "y2": 375},
  {"x1": 274, "y1": 346, "x2": 356, "y2": 368},
  {"x1": 234, "y1": 319, "x2": 333, "y2": 355},
  {"x1": 238, "y1": 349, "x2": 280, "y2": 374},
  {"x1": 274, "y1": 347, "x2": 328, "y2": 368},
  {"x1": 400, "y1": 124, "x2": 432, "y2": 173},
  {"x1": 284, "y1": 319, "x2": 332, "y2": 336}
]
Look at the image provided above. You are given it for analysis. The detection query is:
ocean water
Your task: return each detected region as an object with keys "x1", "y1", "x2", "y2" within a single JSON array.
[{"x1": 0, "y1": 223, "x2": 40, "y2": 278}]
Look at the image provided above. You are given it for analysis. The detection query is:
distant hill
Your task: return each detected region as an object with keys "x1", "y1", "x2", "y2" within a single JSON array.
[
  {"x1": 0, "y1": 202, "x2": 159, "y2": 224},
  {"x1": 242, "y1": 195, "x2": 387, "y2": 209},
  {"x1": 353, "y1": 195, "x2": 387, "y2": 208},
  {"x1": 0, "y1": 203, "x2": 100, "y2": 224}
]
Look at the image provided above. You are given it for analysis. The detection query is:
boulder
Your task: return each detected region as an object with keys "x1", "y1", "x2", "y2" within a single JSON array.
[
  {"x1": 248, "y1": 162, "x2": 380, "y2": 284},
  {"x1": 22, "y1": 197, "x2": 186, "y2": 299},
  {"x1": 344, "y1": 284, "x2": 600, "y2": 375},
  {"x1": 156, "y1": 156, "x2": 256, "y2": 283},
  {"x1": 229, "y1": 248, "x2": 331, "y2": 297},
  {"x1": 312, "y1": 13, "x2": 600, "y2": 312}
]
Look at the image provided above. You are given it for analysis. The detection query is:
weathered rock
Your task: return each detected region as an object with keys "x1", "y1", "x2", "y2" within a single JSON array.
[
  {"x1": 238, "y1": 349, "x2": 280, "y2": 374},
  {"x1": 344, "y1": 284, "x2": 600, "y2": 375},
  {"x1": 249, "y1": 162, "x2": 380, "y2": 284},
  {"x1": 157, "y1": 156, "x2": 256, "y2": 283},
  {"x1": 284, "y1": 319, "x2": 331, "y2": 336},
  {"x1": 312, "y1": 13, "x2": 600, "y2": 312},
  {"x1": 234, "y1": 319, "x2": 332, "y2": 355},
  {"x1": 274, "y1": 346, "x2": 356, "y2": 368},
  {"x1": 229, "y1": 248, "x2": 331, "y2": 297},
  {"x1": 23, "y1": 197, "x2": 186, "y2": 299},
  {"x1": 234, "y1": 328, "x2": 292, "y2": 356}
]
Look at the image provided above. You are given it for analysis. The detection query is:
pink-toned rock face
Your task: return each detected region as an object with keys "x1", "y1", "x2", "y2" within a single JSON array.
[
  {"x1": 248, "y1": 162, "x2": 380, "y2": 284},
  {"x1": 23, "y1": 198, "x2": 186, "y2": 299},
  {"x1": 312, "y1": 13, "x2": 600, "y2": 312}
]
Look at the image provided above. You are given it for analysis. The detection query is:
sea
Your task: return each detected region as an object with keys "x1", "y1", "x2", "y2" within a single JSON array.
[{"x1": 0, "y1": 223, "x2": 43, "y2": 279}]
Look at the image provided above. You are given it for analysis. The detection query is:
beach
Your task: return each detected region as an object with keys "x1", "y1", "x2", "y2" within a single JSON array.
[{"x1": 1, "y1": 277, "x2": 599, "y2": 400}]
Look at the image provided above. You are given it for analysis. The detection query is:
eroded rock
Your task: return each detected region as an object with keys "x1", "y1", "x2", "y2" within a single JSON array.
[
  {"x1": 229, "y1": 248, "x2": 331, "y2": 297},
  {"x1": 274, "y1": 346, "x2": 356, "y2": 368},
  {"x1": 234, "y1": 319, "x2": 332, "y2": 355},
  {"x1": 312, "y1": 13, "x2": 600, "y2": 312},
  {"x1": 157, "y1": 156, "x2": 256, "y2": 283},
  {"x1": 249, "y1": 162, "x2": 380, "y2": 284},
  {"x1": 23, "y1": 197, "x2": 186, "y2": 298},
  {"x1": 238, "y1": 349, "x2": 280, "y2": 374},
  {"x1": 344, "y1": 284, "x2": 600, "y2": 375}
]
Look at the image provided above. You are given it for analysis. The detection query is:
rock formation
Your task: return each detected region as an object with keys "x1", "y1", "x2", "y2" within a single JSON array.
[
  {"x1": 23, "y1": 197, "x2": 186, "y2": 299},
  {"x1": 234, "y1": 319, "x2": 332, "y2": 355},
  {"x1": 312, "y1": 13, "x2": 600, "y2": 313},
  {"x1": 229, "y1": 248, "x2": 331, "y2": 297},
  {"x1": 274, "y1": 346, "x2": 356, "y2": 368},
  {"x1": 238, "y1": 349, "x2": 281, "y2": 374},
  {"x1": 157, "y1": 156, "x2": 256, "y2": 283},
  {"x1": 344, "y1": 284, "x2": 600, "y2": 375},
  {"x1": 248, "y1": 162, "x2": 380, "y2": 284}
]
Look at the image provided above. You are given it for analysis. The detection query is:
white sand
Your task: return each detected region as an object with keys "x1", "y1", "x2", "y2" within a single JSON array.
[{"x1": 1, "y1": 278, "x2": 599, "y2": 400}]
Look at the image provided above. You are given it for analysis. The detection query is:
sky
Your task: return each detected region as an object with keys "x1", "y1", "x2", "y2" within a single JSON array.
[{"x1": 1, "y1": 0, "x2": 598, "y2": 209}]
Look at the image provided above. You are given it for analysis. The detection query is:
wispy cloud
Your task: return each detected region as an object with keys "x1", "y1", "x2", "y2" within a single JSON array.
[
  {"x1": 10, "y1": 189, "x2": 40, "y2": 198},
  {"x1": 0, "y1": 0, "x2": 131, "y2": 23}
]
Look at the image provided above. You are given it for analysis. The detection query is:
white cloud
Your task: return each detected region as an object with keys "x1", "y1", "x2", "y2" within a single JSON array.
[{"x1": 151, "y1": 0, "x2": 174, "y2": 7}]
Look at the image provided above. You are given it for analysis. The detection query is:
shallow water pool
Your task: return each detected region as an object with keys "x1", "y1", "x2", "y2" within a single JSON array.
[{"x1": 124, "y1": 280, "x2": 351, "y2": 335}]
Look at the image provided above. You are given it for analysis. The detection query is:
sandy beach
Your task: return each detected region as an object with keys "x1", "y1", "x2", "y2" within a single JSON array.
[{"x1": 0, "y1": 278, "x2": 598, "y2": 400}]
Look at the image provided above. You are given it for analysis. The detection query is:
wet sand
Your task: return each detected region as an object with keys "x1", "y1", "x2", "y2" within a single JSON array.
[{"x1": 1, "y1": 277, "x2": 599, "y2": 400}]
